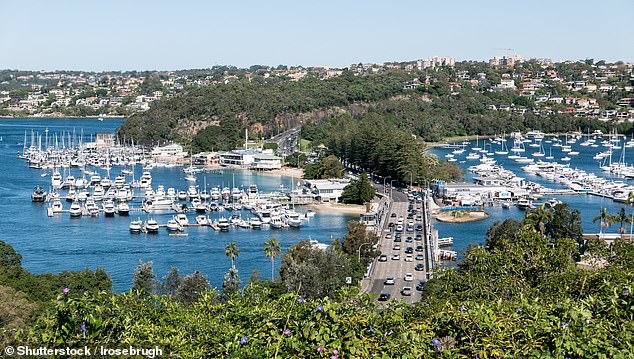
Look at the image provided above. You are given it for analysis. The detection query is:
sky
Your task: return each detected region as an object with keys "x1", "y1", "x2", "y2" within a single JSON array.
[{"x1": 1, "y1": 0, "x2": 632, "y2": 71}]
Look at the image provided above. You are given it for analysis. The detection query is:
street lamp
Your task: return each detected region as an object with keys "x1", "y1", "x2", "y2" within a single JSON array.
[
  {"x1": 358, "y1": 242, "x2": 372, "y2": 262},
  {"x1": 390, "y1": 179, "x2": 397, "y2": 200},
  {"x1": 383, "y1": 176, "x2": 391, "y2": 195}
]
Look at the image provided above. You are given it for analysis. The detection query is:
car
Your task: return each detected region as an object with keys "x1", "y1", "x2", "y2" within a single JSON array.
[
  {"x1": 378, "y1": 293, "x2": 391, "y2": 301},
  {"x1": 405, "y1": 254, "x2": 413, "y2": 262},
  {"x1": 415, "y1": 263, "x2": 425, "y2": 271},
  {"x1": 401, "y1": 287, "x2": 413, "y2": 296},
  {"x1": 398, "y1": 216, "x2": 404, "y2": 222},
  {"x1": 384, "y1": 277, "x2": 395, "y2": 285},
  {"x1": 416, "y1": 245, "x2": 424, "y2": 252},
  {"x1": 405, "y1": 237, "x2": 413, "y2": 243},
  {"x1": 415, "y1": 225, "x2": 423, "y2": 232},
  {"x1": 405, "y1": 247, "x2": 414, "y2": 254},
  {"x1": 396, "y1": 225, "x2": 404, "y2": 232},
  {"x1": 385, "y1": 233, "x2": 392, "y2": 239},
  {"x1": 416, "y1": 281, "x2": 426, "y2": 291},
  {"x1": 404, "y1": 273, "x2": 414, "y2": 281},
  {"x1": 390, "y1": 213, "x2": 397, "y2": 218},
  {"x1": 378, "y1": 254, "x2": 388, "y2": 262},
  {"x1": 394, "y1": 236, "x2": 401, "y2": 242},
  {"x1": 415, "y1": 234, "x2": 423, "y2": 241},
  {"x1": 415, "y1": 254, "x2": 424, "y2": 261},
  {"x1": 407, "y1": 226, "x2": 414, "y2": 232},
  {"x1": 391, "y1": 254, "x2": 400, "y2": 260},
  {"x1": 388, "y1": 222, "x2": 395, "y2": 228},
  {"x1": 392, "y1": 245, "x2": 401, "y2": 251},
  {"x1": 408, "y1": 221, "x2": 415, "y2": 227},
  {"x1": 406, "y1": 214, "x2": 414, "y2": 219}
]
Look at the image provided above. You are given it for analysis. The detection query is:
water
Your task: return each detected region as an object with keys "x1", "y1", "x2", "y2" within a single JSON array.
[
  {"x1": 0, "y1": 118, "x2": 354, "y2": 292},
  {"x1": 431, "y1": 135, "x2": 634, "y2": 254}
]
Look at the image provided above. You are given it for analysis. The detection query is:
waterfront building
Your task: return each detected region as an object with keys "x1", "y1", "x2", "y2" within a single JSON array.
[
  {"x1": 151, "y1": 143, "x2": 187, "y2": 163},
  {"x1": 306, "y1": 179, "x2": 349, "y2": 203},
  {"x1": 193, "y1": 152, "x2": 220, "y2": 166},
  {"x1": 251, "y1": 154, "x2": 282, "y2": 170}
]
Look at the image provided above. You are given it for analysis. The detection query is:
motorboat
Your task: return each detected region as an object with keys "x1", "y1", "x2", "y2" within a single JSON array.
[
  {"x1": 187, "y1": 185, "x2": 198, "y2": 199},
  {"x1": 31, "y1": 185, "x2": 47, "y2": 202},
  {"x1": 92, "y1": 184, "x2": 105, "y2": 201},
  {"x1": 516, "y1": 198, "x2": 532, "y2": 210},
  {"x1": 286, "y1": 211, "x2": 302, "y2": 228},
  {"x1": 102, "y1": 200, "x2": 116, "y2": 216},
  {"x1": 166, "y1": 217, "x2": 183, "y2": 232},
  {"x1": 85, "y1": 198, "x2": 99, "y2": 217},
  {"x1": 139, "y1": 172, "x2": 152, "y2": 188},
  {"x1": 210, "y1": 187, "x2": 221, "y2": 201},
  {"x1": 249, "y1": 218, "x2": 262, "y2": 229},
  {"x1": 196, "y1": 215, "x2": 210, "y2": 225},
  {"x1": 50, "y1": 199, "x2": 63, "y2": 213},
  {"x1": 69, "y1": 201, "x2": 82, "y2": 217},
  {"x1": 175, "y1": 213, "x2": 189, "y2": 226},
  {"x1": 217, "y1": 217, "x2": 230, "y2": 231},
  {"x1": 270, "y1": 215, "x2": 285, "y2": 229},
  {"x1": 231, "y1": 187, "x2": 242, "y2": 201},
  {"x1": 177, "y1": 191, "x2": 188, "y2": 200},
  {"x1": 129, "y1": 218, "x2": 142, "y2": 232},
  {"x1": 51, "y1": 171, "x2": 62, "y2": 189},
  {"x1": 192, "y1": 197, "x2": 207, "y2": 212},
  {"x1": 145, "y1": 218, "x2": 159, "y2": 232},
  {"x1": 117, "y1": 202, "x2": 130, "y2": 216}
]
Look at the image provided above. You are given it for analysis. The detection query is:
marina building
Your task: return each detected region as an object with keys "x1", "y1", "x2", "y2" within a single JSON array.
[
  {"x1": 151, "y1": 143, "x2": 188, "y2": 163},
  {"x1": 251, "y1": 154, "x2": 283, "y2": 170},
  {"x1": 305, "y1": 179, "x2": 350, "y2": 203},
  {"x1": 193, "y1": 152, "x2": 221, "y2": 166}
]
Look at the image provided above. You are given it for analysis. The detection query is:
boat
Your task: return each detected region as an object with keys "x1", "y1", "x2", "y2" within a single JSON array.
[
  {"x1": 286, "y1": 211, "x2": 302, "y2": 228},
  {"x1": 250, "y1": 218, "x2": 262, "y2": 229},
  {"x1": 192, "y1": 197, "x2": 207, "y2": 212},
  {"x1": 217, "y1": 217, "x2": 230, "y2": 231},
  {"x1": 561, "y1": 156, "x2": 571, "y2": 162},
  {"x1": 175, "y1": 213, "x2": 189, "y2": 226},
  {"x1": 501, "y1": 202, "x2": 511, "y2": 209},
  {"x1": 129, "y1": 218, "x2": 142, "y2": 232},
  {"x1": 50, "y1": 199, "x2": 63, "y2": 214},
  {"x1": 187, "y1": 185, "x2": 198, "y2": 199},
  {"x1": 166, "y1": 217, "x2": 183, "y2": 232},
  {"x1": 545, "y1": 198, "x2": 562, "y2": 208},
  {"x1": 516, "y1": 198, "x2": 532, "y2": 210},
  {"x1": 139, "y1": 172, "x2": 152, "y2": 188},
  {"x1": 102, "y1": 200, "x2": 116, "y2": 217},
  {"x1": 270, "y1": 215, "x2": 285, "y2": 229},
  {"x1": 177, "y1": 190, "x2": 188, "y2": 200},
  {"x1": 117, "y1": 202, "x2": 130, "y2": 216},
  {"x1": 69, "y1": 201, "x2": 82, "y2": 217},
  {"x1": 185, "y1": 174, "x2": 197, "y2": 182},
  {"x1": 31, "y1": 185, "x2": 47, "y2": 202},
  {"x1": 51, "y1": 171, "x2": 62, "y2": 189},
  {"x1": 85, "y1": 198, "x2": 99, "y2": 216},
  {"x1": 145, "y1": 218, "x2": 159, "y2": 232},
  {"x1": 437, "y1": 237, "x2": 454, "y2": 247},
  {"x1": 196, "y1": 215, "x2": 210, "y2": 225}
]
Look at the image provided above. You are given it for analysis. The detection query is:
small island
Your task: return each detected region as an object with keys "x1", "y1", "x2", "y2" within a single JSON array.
[{"x1": 434, "y1": 210, "x2": 490, "y2": 223}]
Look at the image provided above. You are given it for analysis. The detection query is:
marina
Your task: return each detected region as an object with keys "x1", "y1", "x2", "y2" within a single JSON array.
[
  {"x1": 1, "y1": 118, "x2": 355, "y2": 292},
  {"x1": 432, "y1": 130, "x2": 634, "y2": 257}
]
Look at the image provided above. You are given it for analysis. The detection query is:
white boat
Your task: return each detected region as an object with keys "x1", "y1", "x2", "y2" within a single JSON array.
[
  {"x1": 117, "y1": 202, "x2": 130, "y2": 215},
  {"x1": 100, "y1": 177, "x2": 112, "y2": 188},
  {"x1": 286, "y1": 210, "x2": 302, "y2": 228},
  {"x1": 516, "y1": 198, "x2": 532, "y2": 210},
  {"x1": 177, "y1": 191, "x2": 188, "y2": 200},
  {"x1": 217, "y1": 217, "x2": 230, "y2": 231},
  {"x1": 561, "y1": 156, "x2": 571, "y2": 162},
  {"x1": 237, "y1": 219, "x2": 251, "y2": 229},
  {"x1": 92, "y1": 185, "x2": 105, "y2": 201},
  {"x1": 199, "y1": 189, "x2": 211, "y2": 201},
  {"x1": 129, "y1": 218, "x2": 142, "y2": 232},
  {"x1": 196, "y1": 215, "x2": 210, "y2": 225},
  {"x1": 51, "y1": 171, "x2": 62, "y2": 189},
  {"x1": 231, "y1": 187, "x2": 242, "y2": 201},
  {"x1": 145, "y1": 218, "x2": 159, "y2": 232},
  {"x1": 85, "y1": 198, "x2": 99, "y2": 216},
  {"x1": 139, "y1": 172, "x2": 152, "y2": 188},
  {"x1": 192, "y1": 197, "x2": 207, "y2": 212},
  {"x1": 102, "y1": 200, "x2": 116, "y2": 217},
  {"x1": 270, "y1": 216, "x2": 285, "y2": 229},
  {"x1": 69, "y1": 201, "x2": 82, "y2": 217},
  {"x1": 187, "y1": 185, "x2": 198, "y2": 199},
  {"x1": 51, "y1": 199, "x2": 63, "y2": 214},
  {"x1": 175, "y1": 213, "x2": 189, "y2": 226},
  {"x1": 167, "y1": 217, "x2": 183, "y2": 232},
  {"x1": 185, "y1": 174, "x2": 197, "y2": 182},
  {"x1": 249, "y1": 218, "x2": 262, "y2": 229}
]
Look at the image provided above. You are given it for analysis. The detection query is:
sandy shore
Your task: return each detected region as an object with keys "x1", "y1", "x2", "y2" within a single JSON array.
[
  {"x1": 434, "y1": 211, "x2": 490, "y2": 223},
  {"x1": 259, "y1": 167, "x2": 305, "y2": 179},
  {"x1": 308, "y1": 202, "x2": 366, "y2": 215}
]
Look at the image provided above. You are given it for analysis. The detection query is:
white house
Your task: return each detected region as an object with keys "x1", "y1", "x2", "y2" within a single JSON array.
[
  {"x1": 251, "y1": 154, "x2": 282, "y2": 170},
  {"x1": 151, "y1": 143, "x2": 187, "y2": 163},
  {"x1": 306, "y1": 179, "x2": 350, "y2": 203}
]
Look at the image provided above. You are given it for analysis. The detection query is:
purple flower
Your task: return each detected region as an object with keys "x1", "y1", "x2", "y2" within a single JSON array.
[
  {"x1": 460, "y1": 304, "x2": 466, "y2": 311},
  {"x1": 81, "y1": 323, "x2": 86, "y2": 335},
  {"x1": 331, "y1": 356, "x2": 338, "y2": 359},
  {"x1": 384, "y1": 330, "x2": 394, "y2": 337},
  {"x1": 368, "y1": 325, "x2": 375, "y2": 333},
  {"x1": 317, "y1": 345, "x2": 324, "y2": 353},
  {"x1": 516, "y1": 307, "x2": 523, "y2": 313},
  {"x1": 297, "y1": 298, "x2": 305, "y2": 304},
  {"x1": 240, "y1": 336, "x2": 247, "y2": 345},
  {"x1": 332, "y1": 349, "x2": 338, "y2": 355},
  {"x1": 283, "y1": 329, "x2": 291, "y2": 336},
  {"x1": 623, "y1": 284, "x2": 630, "y2": 297},
  {"x1": 317, "y1": 305, "x2": 324, "y2": 312},
  {"x1": 62, "y1": 287, "x2": 70, "y2": 295},
  {"x1": 562, "y1": 321, "x2": 569, "y2": 329},
  {"x1": 432, "y1": 338, "x2": 442, "y2": 351}
]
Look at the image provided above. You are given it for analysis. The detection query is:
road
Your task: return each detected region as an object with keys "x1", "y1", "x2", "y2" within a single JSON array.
[
  {"x1": 364, "y1": 190, "x2": 427, "y2": 304},
  {"x1": 269, "y1": 127, "x2": 301, "y2": 157}
]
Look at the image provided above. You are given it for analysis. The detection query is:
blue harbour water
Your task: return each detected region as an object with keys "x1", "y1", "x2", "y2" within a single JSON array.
[
  {"x1": 431, "y1": 135, "x2": 634, "y2": 255},
  {"x1": 0, "y1": 118, "x2": 354, "y2": 292}
]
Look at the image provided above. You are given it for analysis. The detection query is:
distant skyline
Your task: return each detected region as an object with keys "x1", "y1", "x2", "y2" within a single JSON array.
[{"x1": 1, "y1": 0, "x2": 632, "y2": 71}]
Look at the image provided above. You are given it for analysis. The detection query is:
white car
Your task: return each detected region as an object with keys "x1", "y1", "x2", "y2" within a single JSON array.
[
  {"x1": 404, "y1": 272, "x2": 414, "y2": 282},
  {"x1": 384, "y1": 277, "x2": 395, "y2": 285},
  {"x1": 391, "y1": 254, "x2": 400, "y2": 261},
  {"x1": 393, "y1": 245, "x2": 401, "y2": 251},
  {"x1": 405, "y1": 254, "x2": 413, "y2": 262}
]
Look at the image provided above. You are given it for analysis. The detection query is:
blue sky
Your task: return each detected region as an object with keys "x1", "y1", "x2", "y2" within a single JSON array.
[{"x1": 1, "y1": 0, "x2": 632, "y2": 71}]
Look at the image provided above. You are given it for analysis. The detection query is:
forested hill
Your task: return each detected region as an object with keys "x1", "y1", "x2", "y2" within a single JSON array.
[{"x1": 116, "y1": 71, "x2": 407, "y2": 146}]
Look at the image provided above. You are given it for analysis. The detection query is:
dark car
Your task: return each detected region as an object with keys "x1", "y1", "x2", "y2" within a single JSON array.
[
  {"x1": 378, "y1": 293, "x2": 391, "y2": 301},
  {"x1": 415, "y1": 263, "x2": 425, "y2": 271},
  {"x1": 388, "y1": 222, "x2": 395, "y2": 228},
  {"x1": 405, "y1": 237, "x2": 413, "y2": 243},
  {"x1": 405, "y1": 247, "x2": 414, "y2": 254},
  {"x1": 415, "y1": 234, "x2": 423, "y2": 241},
  {"x1": 416, "y1": 245, "x2": 424, "y2": 252},
  {"x1": 394, "y1": 236, "x2": 401, "y2": 242},
  {"x1": 415, "y1": 254, "x2": 424, "y2": 261},
  {"x1": 416, "y1": 281, "x2": 426, "y2": 291},
  {"x1": 415, "y1": 225, "x2": 423, "y2": 232},
  {"x1": 390, "y1": 213, "x2": 397, "y2": 218}
]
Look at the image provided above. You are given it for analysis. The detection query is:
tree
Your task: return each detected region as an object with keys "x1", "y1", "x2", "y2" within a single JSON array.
[
  {"x1": 160, "y1": 267, "x2": 182, "y2": 297},
  {"x1": 546, "y1": 203, "x2": 583, "y2": 242},
  {"x1": 222, "y1": 267, "x2": 241, "y2": 297},
  {"x1": 264, "y1": 238, "x2": 281, "y2": 281},
  {"x1": 524, "y1": 204, "x2": 554, "y2": 235},
  {"x1": 593, "y1": 208, "x2": 613, "y2": 236},
  {"x1": 0, "y1": 240, "x2": 22, "y2": 269},
  {"x1": 626, "y1": 191, "x2": 634, "y2": 239},
  {"x1": 341, "y1": 173, "x2": 376, "y2": 204},
  {"x1": 132, "y1": 262, "x2": 155, "y2": 296},
  {"x1": 175, "y1": 271, "x2": 211, "y2": 305},
  {"x1": 225, "y1": 242, "x2": 240, "y2": 270},
  {"x1": 612, "y1": 207, "x2": 630, "y2": 236}
]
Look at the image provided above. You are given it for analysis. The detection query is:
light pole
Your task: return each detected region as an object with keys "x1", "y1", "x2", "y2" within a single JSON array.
[
  {"x1": 383, "y1": 176, "x2": 391, "y2": 195},
  {"x1": 390, "y1": 179, "x2": 397, "y2": 201},
  {"x1": 358, "y1": 242, "x2": 372, "y2": 262}
]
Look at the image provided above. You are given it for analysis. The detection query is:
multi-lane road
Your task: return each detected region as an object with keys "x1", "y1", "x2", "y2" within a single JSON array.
[
  {"x1": 364, "y1": 190, "x2": 430, "y2": 304},
  {"x1": 269, "y1": 127, "x2": 301, "y2": 156}
]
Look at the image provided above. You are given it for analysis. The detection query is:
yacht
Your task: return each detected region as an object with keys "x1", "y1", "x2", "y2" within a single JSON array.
[
  {"x1": 196, "y1": 215, "x2": 210, "y2": 225},
  {"x1": 231, "y1": 187, "x2": 242, "y2": 201},
  {"x1": 270, "y1": 215, "x2": 285, "y2": 229},
  {"x1": 85, "y1": 198, "x2": 99, "y2": 216},
  {"x1": 113, "y1": 174, "x2": 126, "y2": 187},
  {"x1": 177, "y1": 190, "x2": 188, "y2": 200},
  {"x1": 75, "y1": 176, "x2": 87, "y2": 188},
  {"x1": 192, "y1": 197, "x2": 207, "y2": 212},
  {"x1": 175, "y1": 213, "x2": 189, "y2": 226},
  {"x1": 145, "y1": 218, "x2": 159, "y2": 232},
  {"x1": 129, "y1": 218, "x2": 142, "y2": 232},
  {"x1": 69, "y1": 201, "x2": 82, "y2": 217},
  {"x1": 102, "y1": 200, "x2": 116, "y2": 217},
  {"x1": 248, "y1": 184, "x2": 259, "y2": 200},
  {"x1": 51, "y1": 171, "x2": 63, "y2": 189},
  {"x1": 51, "y1": 199, "x2": 63, "y2": 214},
  {"x1": 185, "y1": 174, "x2": 197, "y2": 182},
  {"x1": 221, "y1": 187, "x2": 231, "y2": 200},
  {"x1": 31, "y1": 185, "x2": 47, "y2": 202},
  {"x1": 249, "y1": 218, "x2": 262, "y2": 229},
  {"x1": 139, "y1": 172, "x2": 152, "y2": 188},
  {"x1": 286, "y1": 211, "x2": 302, "y2": 228},
  {"x1": 199, "y1": 189, "x2": 211, "y2": 201},
  {"x1": 117, "y1": 202, "x2": 130, "y2": 216},
  {"x1": 237, "y1": 219, "x2": 251, "y2": 229},
  {"x1": 100, "y1": 177, "x2": 112, "y2": 188},
  {"x1": 210, "y1": 187, "x2": 221, "y2": 201},
  {"x1": 516, "y1": 198, "x2": 532, "y2": 210},
  {"x1": 89, "y1": 174, "x2": 102, "y2": 186},
  {"x1": 187, "y1": 185, "x2": 198, "y2": 199},
  {"x1": 166, "y1": 217, "x2": 183, "y2": 232},
  {"x1": 217, "y1": 217, "x2": 230, "y2": 231},
  {"x1": 66, "y1": 175, "x2": 76, "y2": 188}
]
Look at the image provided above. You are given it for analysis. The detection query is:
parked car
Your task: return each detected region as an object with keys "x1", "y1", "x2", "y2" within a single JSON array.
[
  {"x1": 415, "y1": 263, "x2": 425, "y2": 271},
  {"x1": 416, "y1": 281, "x2": 426, "y2": 291},
  {"x1": 384, "y1": 277, "x2": 395, "y2": 285},
  {"x1": 405, "y1": 254, "x2": 413, "y2": 262},
  {"x1": 391, "y1": 254, "x2": 400, "y2": 260},
  {"x1": 401, "y1": 287, "x2": 413, "y2": 296},
  {"x1": 378, "y1": 254, "x2": 388, "y2": 262},
  {"x1": 416, "y1": 245, "x2": 424, "y2": 252},
  {"x1": 404, "y1": 273, "x2": 414, "y2": 281},
  {"x1": 378, "y1": 293, "x2": 391, "y2": 301},
  {"x1": 415, "y1": 254, "x2": 424, "y2": 261}
]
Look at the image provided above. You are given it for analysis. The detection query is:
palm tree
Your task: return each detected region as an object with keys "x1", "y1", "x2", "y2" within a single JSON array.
[
  {"x1": 525, "y1": 204, "x2": 553, "y2": 235},
  {"x1": 264, "y1": 237, "x2": 281, "y2": 281},
  {"x1": 225, "y1": 242, "x2": 240, "y2": 270},
  {"x1": 612, "y1": 207, "x2": 630, "y2": 237},
  {"x1": 627, "y1": 191, "x2": 634, "y2": 240},
  {"x1": 593, "y1": 208, "x2": 613, "y2": 236}
]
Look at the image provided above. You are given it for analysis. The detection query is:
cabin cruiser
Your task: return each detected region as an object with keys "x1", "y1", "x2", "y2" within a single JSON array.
[
  {"x1": 286, "y1": 211, "x2": 302, "y2": 228},
  {"x1": 175, "y1": 213, "x2": 189, "y2": 226},
  {"x1": 516, "y1": 198, "x2": 532, "y2": 210},
  {"x1": 270, "y1": 215, "x2": 285, "y2": 229},
  {"x1": 117, "y1": 202, "x2": 130, "y2": 215},
  {"x1": 217, "y1": 217, "x2": 230, "y2": 231},
  {"x1": 102, "y1": 200, "x2": 116, "y2": 217},
  {"x1": 231, "y1": 187, "x2": 242, "y2": 201},
  {"x1": 250, "y1": 218, "x2": 262, "y2": 229},
  {"x1": 222, "y1": 187, "x2": 231, "y2": 200},
  {"x1": 51, "y1": 171, "x2": 63, "y2": 189},
  {"x1": 187, "y1": 185, "x2": 198, "y2": 199},
  {"x1": 89, "y1": 174, "x2": 102, "y2": 186},
  {"x1": 192, "y1": 197, "x2": 207, "y2": 212},
  {"x1": 50, "y1": 199, "x2": 63, "y2": 214},
  {"x1": 75, "y1": 176, "x2": 87, "y2": 188},
  {"x1": 210, "y1": 187, "x2": 221, "y2": 201},
  {"x1": 166, "y1": 217, "x2": 183, "y2": 232},
  {"x1": 145, "y1": 218, "x2": 159, "y2": 232},
  {"x1": 129, "y1": 218, "x2": 142, "y2": 232},
  {"x1": 31, "y1": 185, "x2": 47, "y2": 202},
  {"x1": 199, "y1": 189, "x2": 211, "y2": 201},
  {"x1": 144, "y1": 196, "x2": 174, "y2": 211},
  {"x1": 177, "y1": 190, "x2": 188, "y2": 200},
  {"x1": 85, "y1": 198, "x2": 99, "y2": 216},
  {"x1": 69, "y1": 201, "x2": 82, "y2": 217},
  {"x1": 100, "y1": 177, "x2": 112, "y2": 188},
  {"x1": 114, "y1": 174, "x2": 126, "y2": 187},
  {"x1": 139, "y1": 172, "x2": 152, "y2": 188},
  {"x1": 65, "y1": 175, "x2": 76, "y2": 188},
  {"x1": 248, "y1": 185, "x2": 259, "y2": 200},
  {"x1": 196, "y1": 215, "x2": 210, "y2": 225}
]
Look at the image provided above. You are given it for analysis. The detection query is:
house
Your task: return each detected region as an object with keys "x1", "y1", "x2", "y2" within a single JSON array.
[
  {"x1": 306, "y1": 179, "x2": 350, "y2": 203},
  {"x1": 151, "y1": 143, "x2": 187, "y2": 163},
  {"x1": 219, "y1": 150, "x2": 257, "y2": 167},
  {"x1": 251, "y1": 154, "x2": 282, "y2": 170},
  {"x1": 193, "y1": 152, "x2": 220, "y2": 166}
]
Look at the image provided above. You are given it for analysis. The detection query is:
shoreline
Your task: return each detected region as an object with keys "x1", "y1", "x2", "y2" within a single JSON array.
[
  {"x1": 0, "y1": 115, "x2": 127, "y2": 119},
  {"x1": 307, "y1": 202, "x2": 366, "y2": 215},
  {"x1": 434, "y1": 211, "x2": 490, "y2": 223}
]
